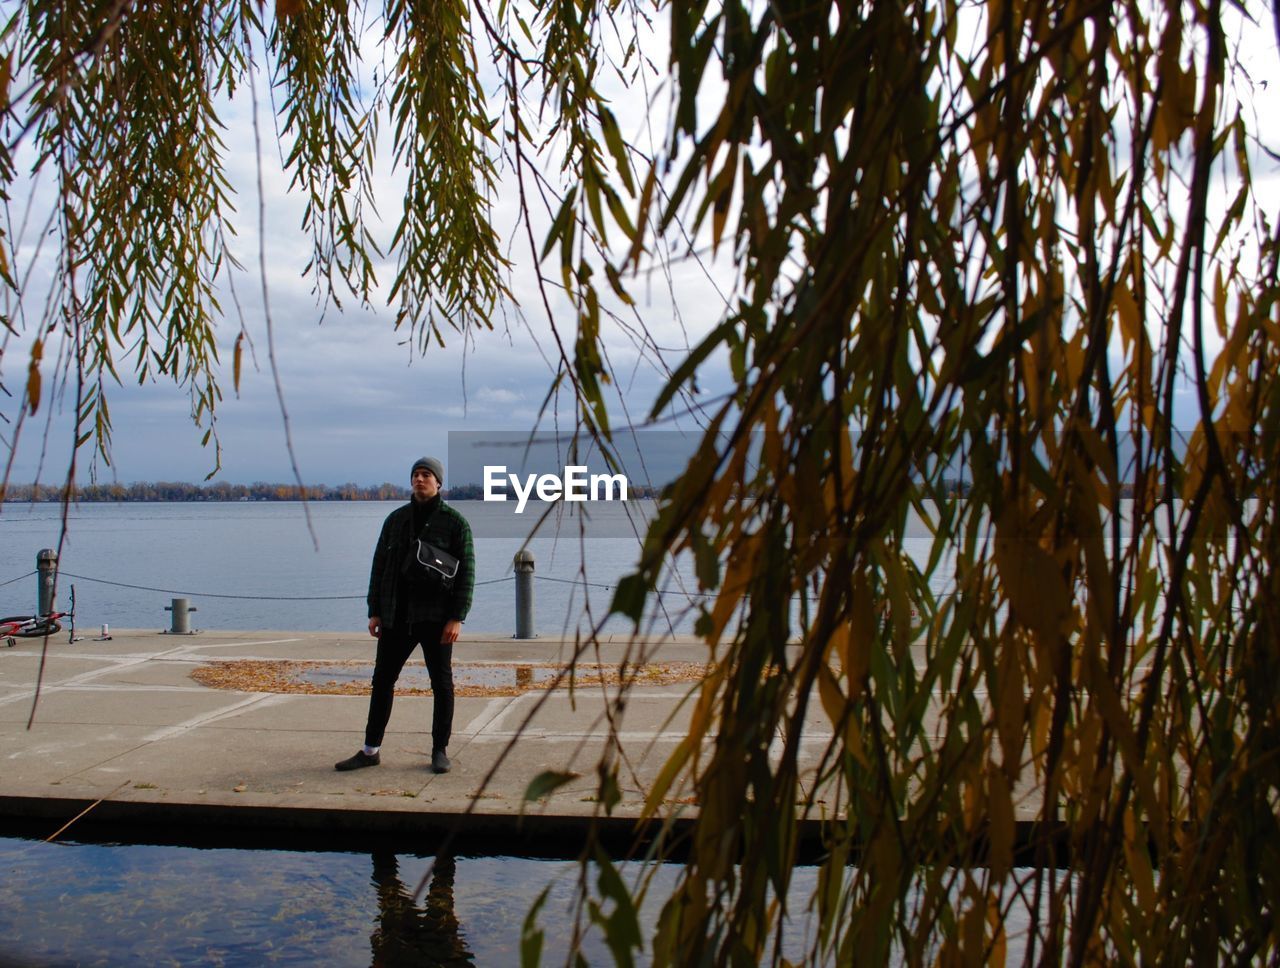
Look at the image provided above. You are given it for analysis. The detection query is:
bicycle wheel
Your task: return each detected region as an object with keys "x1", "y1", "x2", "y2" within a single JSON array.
[
  {"x1": 7, "y1": 618, "x2": 61, "y2": 638},
  {"x1": 0, "y1": 615, "x2": 32, "y2": 634}
]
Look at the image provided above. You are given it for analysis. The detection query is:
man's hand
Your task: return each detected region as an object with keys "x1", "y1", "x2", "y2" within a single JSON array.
[
  {"x1": 441, "y1": 619, "x2": 462, "y2": 645},
  {"x1": 368, "y1": 616, "x2": 381, "y2": 638}
]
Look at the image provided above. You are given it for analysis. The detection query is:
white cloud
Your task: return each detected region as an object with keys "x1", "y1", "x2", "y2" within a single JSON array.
[{"x1": 475, "y1": 387, "x2": 521, "y2": 404}]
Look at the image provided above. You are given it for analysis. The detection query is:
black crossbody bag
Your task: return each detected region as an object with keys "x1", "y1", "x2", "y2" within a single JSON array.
[
  {"x1": 415, "y1": 509, "x2": 460, "y2": 582},
  {"x1": 416, "y1": 537, "x2": 459, "y2": 581}
]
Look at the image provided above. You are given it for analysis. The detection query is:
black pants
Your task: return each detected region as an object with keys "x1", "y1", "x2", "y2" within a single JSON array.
[{"x1": 364, "y1": 620, "x2": 453, "y2": 751}]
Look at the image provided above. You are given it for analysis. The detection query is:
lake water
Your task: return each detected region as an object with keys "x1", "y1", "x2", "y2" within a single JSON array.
[
  {"x1": 0, "y1": 499, "x2": 949, "y2": 638},
  {"x1": 0, "y1": 835, "x2": 831, "y2": 966},
  {"x1": 0, "y1": 500, "x2": 698, "y2": 638},
  {"x1": 0, "y1": 834, "x2": 1054, "y2": 965}
]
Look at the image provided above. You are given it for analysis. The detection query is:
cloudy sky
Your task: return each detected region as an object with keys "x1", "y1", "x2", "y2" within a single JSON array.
[
  {"x1": 0, "y1": 10, "x2": 742, "y2": 488},
  {"x1": 3, "y1": 5, "x2": 1278, "y2": 489}
]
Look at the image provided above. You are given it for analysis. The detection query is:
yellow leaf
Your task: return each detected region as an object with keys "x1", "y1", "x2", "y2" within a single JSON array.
[
  {"x1": 1123, "y1": 807, "x2": 1157, "y2": 912},
  {"x1": 987, "y1": 889, "x2": 1009, "y2": 966},
  {"x1": 995, "y1": 646, "x2": 1024, "y2": 773},
  {"x1": 817, "y1": 664, "x2": 846, "y2": 727},
  {"x1": 1021, "y1": 347, "x2": 1042, "y2": 419},
  {"x1": 993, "y1": 505, "x2": 1070, "y2": 643},
  {"x1": 711, "y1": 199, "x2": 729, "y2": 254},
  {"x1": 26, "y1": 339, "x2": 43, "y2": 416},
  {"x1": 643, "y1": 736, "x2": 694, "y2": 819},
  {"x1": 828, "y1": 619, "x2": 851, "y2": 676},
  {"x1": 846, "y1": 575, "x2": 876, "y2": 697},
  {"x1": 1213, "y1": 265, "x2": 1227, "y2": 338},
  {"x1": 1113, "y1": 282, "x2": 1141, "y2": 352},
  {"x1": 708, "y1": 533, "x2": 760, "y2": 644},
  {"x1": 988, "y1": 770, "x2": 1015, "y2": 879},
  {"x1": 1031, "y1": 700, "x2": 1052, "y2": 771},
  {"x1": 233, "y1": 333, "x2": 244, "y2": 396}
]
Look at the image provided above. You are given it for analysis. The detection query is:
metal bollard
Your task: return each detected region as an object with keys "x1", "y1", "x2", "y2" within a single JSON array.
[
  {"x1": 36, "y1": 549, "x2": 58, "y2": 616},
  {"x1": 164, "y1": 597, "x2": 198, "y2": 634},
  {"x1": 514, "y1": 549, "x2": 536, "y2": 639}
]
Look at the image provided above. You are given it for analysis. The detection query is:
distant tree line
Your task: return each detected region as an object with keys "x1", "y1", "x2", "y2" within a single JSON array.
[
  {"x1": 2, "y1": 480, "x2": 670, "y2": 502},
  {"x1": 445, "y1": 481, "x2": 663, "y2": 500},
  {"x1": 2, "y1": 481, "x2": 411, "y2": 502},
  {"x1": 4, "y1": 478, "x2": 1135, "y2": 503}
]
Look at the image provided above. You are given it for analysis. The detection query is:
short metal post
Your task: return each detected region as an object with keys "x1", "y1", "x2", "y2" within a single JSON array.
[
  {"x1": 514, "y1": 550, "x2": 536, "y2": 639},
  {"x1": 36, "y1": 549, "x2": 58, "y2": 616},
  {"x1": 164, "y1": 597, "x2": 198, "y2": 634}
]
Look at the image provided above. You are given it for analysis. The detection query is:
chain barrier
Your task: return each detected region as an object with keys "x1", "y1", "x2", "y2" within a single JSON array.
[{"x1": 0, "y1": 570, "x2": 36, "y2": 589}]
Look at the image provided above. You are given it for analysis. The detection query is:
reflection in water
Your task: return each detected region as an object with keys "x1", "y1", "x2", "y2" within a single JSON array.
[
  {"x1": 0, "y1": 837, "x2": 827, "y2": 964},
  {"x1": 371, "y1": 851, "x2": 474, "y2": 967}
]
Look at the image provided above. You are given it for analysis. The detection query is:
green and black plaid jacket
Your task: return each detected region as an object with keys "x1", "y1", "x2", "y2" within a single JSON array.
[{"x1": 367, "y1": 497, "x2": 475, "y2": 629}]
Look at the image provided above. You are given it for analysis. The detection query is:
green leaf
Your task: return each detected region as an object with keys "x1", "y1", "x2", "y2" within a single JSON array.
[
  {"x1": 520, "y1": 886, "x2": 549, "y2": 968},
  {"x1": 590, "y1": 846, "x2": 643, "y2": 968},
  {"x1": 598, "y1": 106, "x2": 635, "y2": 194},
  {"x1": 692, "y1": 531, "x2": 721, "y2": 590},
  {"x1": 599, "y1": 766, "x2": 622, "y2": 815},
  {"x1": 610, "y1": 572, "x2": 649, "y2": 624},
  {"x1": 523, "y1": 770, "x2": 580, "y2": 802},
  {"x1": 541, "y1": 188, "x2": 578, "y2": 262},
  {"x1": 649, "y1": 315, "x2": 740, "y2": 419}
]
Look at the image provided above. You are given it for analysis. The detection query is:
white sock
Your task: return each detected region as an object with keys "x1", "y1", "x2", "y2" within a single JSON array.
[{"x1": 363, "y1": 745, "x2": 380, "y2": 756}]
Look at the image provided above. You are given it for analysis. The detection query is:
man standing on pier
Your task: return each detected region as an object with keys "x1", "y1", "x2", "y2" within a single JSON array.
[{"x1": 336, "y1": 456, "x2": 475, "y2": 774}]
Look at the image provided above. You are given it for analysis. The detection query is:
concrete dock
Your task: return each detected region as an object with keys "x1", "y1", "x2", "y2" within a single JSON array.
[{"x1": 0, "y1": 627, "x2": 832, "y2": 853}]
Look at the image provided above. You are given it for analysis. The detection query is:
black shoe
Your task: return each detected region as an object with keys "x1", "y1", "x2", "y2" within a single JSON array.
[
  {"x1": 431, "y1": 749, "x2": 451, "y2": 774},
  {"x1": 335, "y1": 750, "x2": 380, "y2": 771}
]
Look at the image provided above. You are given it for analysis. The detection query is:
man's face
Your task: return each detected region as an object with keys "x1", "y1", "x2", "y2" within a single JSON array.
[{"x1": 411, "y1": 468, "x2": 440, "y2": 501}]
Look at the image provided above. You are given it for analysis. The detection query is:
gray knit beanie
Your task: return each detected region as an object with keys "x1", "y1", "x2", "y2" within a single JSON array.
[{"x1": 411, "y1": 456, "x2": 444, "y2": 486}]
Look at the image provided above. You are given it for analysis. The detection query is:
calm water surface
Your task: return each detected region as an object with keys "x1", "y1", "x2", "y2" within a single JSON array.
[
  {"x1": 0, "y1": 500, "x2": 951, "y2": 638},
  {"x1": 0, "y1": 501, "x2": 693, "y2": 637},
  {"x1": 0, "y1": 836, "x2": 828, "y2": 966},
  {"x1": 0, "y1": 836, "x2": 1054, "y2": 966}
]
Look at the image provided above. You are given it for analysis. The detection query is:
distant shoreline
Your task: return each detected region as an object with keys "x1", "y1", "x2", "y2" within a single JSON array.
[
  {"x1": 1, "y1": 482, "x2": 665, "y2": 503},
  {"x1": 3, "y1": 483, "x2": 412, "y2": 503}
]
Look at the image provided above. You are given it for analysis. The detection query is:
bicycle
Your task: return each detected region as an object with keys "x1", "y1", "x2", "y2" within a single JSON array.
[
  {"x1": 1, "y1": 611, "x2": 68, "y2": 647},
  {"x1": 2, "y1": 585, "x2": 76, "y2": 647}
]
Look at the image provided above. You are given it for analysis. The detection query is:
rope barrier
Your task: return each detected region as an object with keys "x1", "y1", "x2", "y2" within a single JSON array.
[
  {"x1": 43, "y1": 569, "x2": 827, "y2": 604},
  {"x1": 30, "y1": 567, "x2": 964, "y2": 610},
  {"x1": 13, "y1": 563, "x2": 1177, "y2": 623},
  {"x1": 0, "y1": 570, "x2": 36, "y2": 589},
  {"x1": 16, "y1": 567, "x2": 957, "y2": 624},
  {"x1": 58, "y1": 571, "x2": 367, "y2": 602},
  {"x1": 46, "y1": 569, "x2": 705, "y2": 603},
  {"x1": 533, "y1": 573, "x2": 720, "y2": 599},
  {"x1": 533, "y1": 574, "x2": 621, "y2": 591},
  {"x1": 54, "y1": 570, "x2": 514, "y2": 602}
]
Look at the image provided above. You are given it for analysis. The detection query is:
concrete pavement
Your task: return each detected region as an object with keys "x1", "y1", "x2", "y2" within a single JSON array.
[{"x1": 0, "y1": 627, "x2": 836, "y2": 853}]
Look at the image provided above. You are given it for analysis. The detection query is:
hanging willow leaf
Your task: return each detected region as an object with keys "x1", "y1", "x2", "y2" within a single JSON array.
[
  {"x1": 523, "y1": 770, "x2": 580, "y2": 802},
  {"x1": 2, "y1": 2, "x2": 1278, "y2": 964},
  {"x1": 25, "y1": 338, "x2": 42, "y2": 415},
  {"x1": 232, "y1": 333, "x2": 244, "y2": 396}
]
